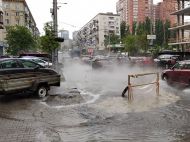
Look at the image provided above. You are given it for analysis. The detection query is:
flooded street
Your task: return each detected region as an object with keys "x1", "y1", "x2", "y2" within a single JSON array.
[{"x1": 1, "y1": 59, "x2": 190, "y2": 142}]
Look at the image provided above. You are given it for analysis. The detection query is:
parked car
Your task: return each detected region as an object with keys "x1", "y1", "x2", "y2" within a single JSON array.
[
  {"x1": 154, "y1": 54, "x2": 181, "y2": 68},
  {"x1": 92, "y1": 58, "x2": 113, "y2": 69},
  {"x1": 21, "y1": 56, "x2": 52, "y2": 68},
  {"x1": 161, "y1": 60, "x2": 190, "y2": 86},
  {"x1": 0, "y1": 58, "x2": 60, "y2": 98}
]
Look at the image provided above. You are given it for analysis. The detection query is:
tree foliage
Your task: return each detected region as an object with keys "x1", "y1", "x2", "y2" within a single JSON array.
[
  {"x1": 123, "y1": 35, "x2": 147, "y2": 56},
  {"x1": 154, "y1": 19, "x2": 164, "y2": 46},
  {"x1": 136, "y1": 17, "x2": 151, "y2": 35},
  {"x1": 40, "y1": 22, "x2": 59, "y2": 54},
  {"x1": 5, "y1": 25, "x2": 36, "y2": 55},
  {"x1": 120, "y1": 21, "x2": 130, "y2": 39},
  {"x1": 164, "y1": 20, "x2": 171, "y2": 45},
  {"x1": 104, "y1": 33, "x2": 120, "y2": 47}
]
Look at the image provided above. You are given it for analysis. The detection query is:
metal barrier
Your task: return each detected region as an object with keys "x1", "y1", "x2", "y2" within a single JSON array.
[{"x1": 122, "y1": 72, "x2": 160, "y2": 100}]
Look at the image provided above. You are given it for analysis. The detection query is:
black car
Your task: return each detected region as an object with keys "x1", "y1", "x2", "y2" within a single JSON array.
[{"x1": 0, "y1": 58, "x2": 60, "y2": 98}]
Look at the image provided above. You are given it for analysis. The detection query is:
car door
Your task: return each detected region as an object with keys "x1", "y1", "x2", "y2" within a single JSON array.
[
  {"x1": 178, "y1": 63, "x2": 190, "y2": 85},
  {"x1": 0, "y1": 59, "x2": 36, "y2": 92},
  {"x1": 169, "y1": 62, "x2": 183, "y2": 83}
]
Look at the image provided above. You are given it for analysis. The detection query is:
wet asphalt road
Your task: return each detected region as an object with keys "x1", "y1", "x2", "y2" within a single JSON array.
[{"x1": 1, "y1": 60, "x2": 190, "y2": 142}]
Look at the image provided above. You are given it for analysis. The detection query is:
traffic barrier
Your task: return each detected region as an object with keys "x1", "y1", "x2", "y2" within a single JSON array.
[{"x1": 122, "y1": 72, "x2": 159, "y2": 100}]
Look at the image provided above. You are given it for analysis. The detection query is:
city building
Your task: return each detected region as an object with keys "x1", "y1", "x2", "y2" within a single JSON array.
[
  {"x1": 76, "y1": 12, "x2": 121, "y2": 54},
  {"x1": 155, "y1": 0, "x2": 177, "y2": 26},
  {"x1": 0, "y1": 0, "x2": 39, "y2": 55},
  {"x1": 59, "y1": 30, "x2": 69, "y2": 40},
  {"x1": 59, "y1": 30, "x2": 72, "y2": 51},
  {"x1": 116, "y1": 0, "x2": 153, "y2": 32},
  {"x1": 168, "y1": 0, "x2": 190, "y2": 51}
]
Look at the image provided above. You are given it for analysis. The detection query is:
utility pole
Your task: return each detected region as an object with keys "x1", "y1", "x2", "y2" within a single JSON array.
[{"x1": 53, "y1": 0, "x2": 58, "y2": 69}]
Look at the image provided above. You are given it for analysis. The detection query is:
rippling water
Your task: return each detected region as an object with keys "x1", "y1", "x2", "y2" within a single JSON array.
[{"x1": 48, "y1": 59, "x2": 190, "y2": 142}]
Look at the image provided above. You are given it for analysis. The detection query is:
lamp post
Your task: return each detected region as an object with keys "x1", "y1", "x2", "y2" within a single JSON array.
[
  {"x1": 52, "y1": 0, "x2": 67, "y2": 69},
  {"x1": 52, "y1": 0, "x2": 58, "y2": 69}
]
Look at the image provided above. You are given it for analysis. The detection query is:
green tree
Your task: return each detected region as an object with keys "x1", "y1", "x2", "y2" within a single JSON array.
[
  {"x1": 164, "y1": 19, "x2": 171, "y2": 45},
  {"x1": 132, "y1": 21, "x2": 137, "y2": 35},
  {"x1": 120, "y1": 21, "x2": 130, "y2": 39},
  {"x1": 120, "y1": 21, "x2": 127, "y2": 39},
  {"x1": 104, "y1": 33, "x2": 120, "y2": 47},
  {"x1": 40, "y1": 22, "x2": 59, "y2": 54},
  {"x1": 137, "y1": 34, "x2": 148, "y2": 52},
  {"x1": 136, "y1": 17, "x2": 151, "y2": 35},
  {"x1": 5, "y1": 25, "x2": 36, "y2": 55},
  {"x1": 155, "y1": 19, "x2": 164, "y2": 46},
  {"x1": 123, "y1": 35, "x2": 138, "y2": 55},
  {"x1": 144, "y1": 17, "x2": 151, "y2": 34}
]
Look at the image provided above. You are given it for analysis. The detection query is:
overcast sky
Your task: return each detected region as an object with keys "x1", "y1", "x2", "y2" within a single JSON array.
[{"x1": 26, "y1": 0, "x2": 162, "y2": 38}]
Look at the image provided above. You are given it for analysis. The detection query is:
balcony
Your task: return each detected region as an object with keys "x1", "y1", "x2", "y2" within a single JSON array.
[
  {"x1": 169, "y1": 22, "x2": 190, "y2": 30},
  {"x1": 168, "y1": 38, "x2": 190, "y2": 45},
  {"x1": 171, "y1": 6, "x2": 190, "y2": 15}
]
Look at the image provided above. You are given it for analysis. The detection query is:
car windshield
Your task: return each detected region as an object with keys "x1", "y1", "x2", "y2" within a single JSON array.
[{"x1": 172, "y1": 62, "x2": 184, "y2": 69}]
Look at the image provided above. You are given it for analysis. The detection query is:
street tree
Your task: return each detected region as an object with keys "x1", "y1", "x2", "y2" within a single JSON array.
[
  {"x1": 155, "y1": 19, "x2": 164, "y2": 46},
  {"x1": 104, "y1": 33, "x2": 120, "y2": 47},
  {"x1": 120, "y1": 21, "x2": 130, "y2": 40},
  {"x1": 132, "y1": 21, "x2": 137, "y2": 35},
  {"x1": 40, "y1": 22, "x2": 59, "y2": 54},
  {"x1": 164, "y1": 19, "x2": 171, "y2": 45},
  {"x1": 123, "y1": 35, "x2": 138, "y2": 55},
  {"x1": 5, "y1": 25, "x2": 36, "y2": 55}
]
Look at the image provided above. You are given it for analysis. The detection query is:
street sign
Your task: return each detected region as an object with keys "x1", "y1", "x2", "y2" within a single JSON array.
[
  {"x1": 87, "y1": 48, "x2": 93, "y2": 53},
  {"x1": 147, "y1": 35, "x2": 156, "y2": 40}
]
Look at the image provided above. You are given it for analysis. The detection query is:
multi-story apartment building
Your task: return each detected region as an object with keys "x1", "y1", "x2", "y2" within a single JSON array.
[
  {"x1": 0, "y1": 0, "x2": 39, "y2": 55},
  {"x1": 168, "y1": 0, "x2": 190, "y2": 51},
  {"x1": 116, "y1": 0, "x2": 153, "y2": 32},
  {"x1": 155, "y1": 0, "x2": 177, "y2": 26},
  {"x1": 76, "y1": 12, "x2": 120, "y2": 52}
]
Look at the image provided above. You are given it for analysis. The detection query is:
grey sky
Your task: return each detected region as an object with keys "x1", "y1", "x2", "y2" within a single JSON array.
[{"x1": 26, "y1": 0, "x2": 162, "y2": 37}]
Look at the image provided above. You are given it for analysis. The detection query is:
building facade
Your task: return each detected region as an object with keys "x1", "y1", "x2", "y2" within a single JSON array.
[
  {"x1": 168, "y1": 0, "x2": 190, "y2": 51},
  {"x1": 76, "y1": 12, "x2": 121, "y2": 52},
  {"x1": 0, "y1": 0, "x2": 39, "y2": 55},
  {"x1": 116, "y1": 0, "x2": 153, "y2": 32},
  {"x1": 155, "y1": 0, "x2": 177, "y2": 26}
]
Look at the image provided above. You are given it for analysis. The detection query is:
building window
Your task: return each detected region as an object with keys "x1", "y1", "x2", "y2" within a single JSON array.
[
  {"x1": 15, "y1": 5, "x2": 19, "y2": 10},
  {"x1": 16, "y1": 12, "x2": 19, "y2": 16},
  {"x1": 4, "y1": 4, "x2": 10, "y2": 9},
  {"x1": 5, "y1": 19, "x2": 9, "y2": 25},
  {"x1": 16, "y1": 19, "x2": 19, "y2": 25},
  {"x1": 109, "y1": 17, "x2": 114, "y2": 20},
  {"x1": 0, "y1": 12, "x2": 3, "y2": 25},
  {"x1": 5, "y1": 12, "x2": 8, "y2": 16}
]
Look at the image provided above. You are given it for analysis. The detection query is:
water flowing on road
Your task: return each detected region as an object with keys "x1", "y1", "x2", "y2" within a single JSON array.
[{"x1": 45, "y1": 59, "x2": 190, "y2": 142}]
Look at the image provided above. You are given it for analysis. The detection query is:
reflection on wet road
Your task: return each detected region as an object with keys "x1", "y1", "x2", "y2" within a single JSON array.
[{"x1": 0, "y1": 60, "x2": 190, "y2": 142}]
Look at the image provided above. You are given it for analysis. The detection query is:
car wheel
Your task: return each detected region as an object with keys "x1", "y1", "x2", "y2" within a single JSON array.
[
  {"x1": 162, "y1": 74, "x2": 171, "y2": 84},
  {"x1": 162, "y1": 74, "x2": 169, "y2": 81},
  {"x1": 36, "y1": 86, "x2": 48, "y2": 98}
]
